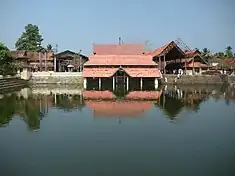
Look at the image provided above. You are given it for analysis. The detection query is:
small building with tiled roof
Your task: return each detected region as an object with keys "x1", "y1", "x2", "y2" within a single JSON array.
[
  {"x1": 83, "y1": 42, "x2": 162, "y2": 90},
  {"x1": 53, "y1": 50, "x2": 88, "y2": 72},
  {"x1": 10, "y1": 50, "x2": 54, "y2": 72},
  {"x1": 148, "y1": 41, "x2": 210, "y2": 75}
]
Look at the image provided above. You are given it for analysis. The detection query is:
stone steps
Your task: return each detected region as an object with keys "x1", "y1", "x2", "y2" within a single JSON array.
[{"x1": 0, "y1": 78, "x2": 28, "y2": 91}]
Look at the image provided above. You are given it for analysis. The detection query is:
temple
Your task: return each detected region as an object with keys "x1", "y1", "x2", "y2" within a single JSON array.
[{"x1": 83, "y1": 43, "x2": 162, "y2": 90}]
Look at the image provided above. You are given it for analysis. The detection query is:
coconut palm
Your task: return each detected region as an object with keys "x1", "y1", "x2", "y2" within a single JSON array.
[{"x1": 225, "y1": 46, "x2": 233, "y2": 58}]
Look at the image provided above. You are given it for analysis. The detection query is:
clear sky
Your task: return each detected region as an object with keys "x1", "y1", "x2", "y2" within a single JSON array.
[{"x1": 1, "y1": 0, "x2": 234, "y2": 55}]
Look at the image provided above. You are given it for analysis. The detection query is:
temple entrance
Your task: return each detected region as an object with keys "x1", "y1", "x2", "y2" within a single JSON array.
[{"x1": 113, "y1": 68, "x2": 129, "y2": 91}]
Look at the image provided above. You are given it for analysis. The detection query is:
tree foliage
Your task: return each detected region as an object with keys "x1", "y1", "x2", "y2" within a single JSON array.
[
  {"x1": 0, "y1": 42, "x2": 16, "y2": 76},
  {"x1": 15, "y1": 24, "x2": 43, "y2": 51},
  {"x1": 201, "y1": 48, "x2": 212, "y2": 62},
  {"x1": 225, "y1": 46, "x2": 233, "y2": 58}
]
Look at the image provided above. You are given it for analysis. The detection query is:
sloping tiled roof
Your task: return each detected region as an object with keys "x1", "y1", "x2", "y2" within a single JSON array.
[
  {"x1": 124, "y1": 68, "x2": 162, "y2": 77},
  {"x1": 186, "y1": 62, "x2": 209, "y2": 68},
  {"x1": 224, "y1": 58, "x2": 235, "y2": 64},
  {"x1": 84, "y1": 55, "x2": 156, "y2": 66},
  {"x1": 149, "y1": 41, "x2": 185, "y2": 57},
  {"x1": 93, "y1": 44, "x2": 145, "y2": 55},
  {"x1": 83, "y1": 68, "x2": 117, "y2": 77},
  {"x1": 10, "y1": 50, "x2": 53, "y2": 61},
  {"x1": 184, "y1": 49, "x2": 201, "y2": 58},
  {"x1": 83, "y1": 67, "x2": 162, "y2": 78}
]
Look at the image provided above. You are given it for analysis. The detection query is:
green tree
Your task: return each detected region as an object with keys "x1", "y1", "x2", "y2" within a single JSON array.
[
  {"x1": 215, "y1": 52, "x2": 225, "y2": 58},
  {"x1": 15, "y1": 24, "x2": 43, "y2": 51},
  {"x1": 201, "y1": 48, "x2": 211, "y2": 62},
  {"x1": 225, "y1": 46, "x2": 233, "y2": 58},
  {"x1": 46, "y1": 44, "x2": 53, "y2": 51},
  {"x1": 0, "y1": 42, "x2": 16, "y2": 76}
]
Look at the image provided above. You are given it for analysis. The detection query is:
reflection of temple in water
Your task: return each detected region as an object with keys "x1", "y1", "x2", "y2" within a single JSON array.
[{"x1": 83, "y1": 90, "x2": 162, "y2": 119}]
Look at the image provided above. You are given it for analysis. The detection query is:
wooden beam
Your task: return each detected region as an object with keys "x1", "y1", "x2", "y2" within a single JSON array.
[{"x1": 163, "y1": 55, "x2": 166, "y2": 74}]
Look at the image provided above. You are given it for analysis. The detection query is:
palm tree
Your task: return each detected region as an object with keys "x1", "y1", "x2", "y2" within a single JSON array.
[
  {"x1": 225, "y1": 46, "x2": 233, "y2": 58},
  {"x1": 202, "y1": 48, "x2": 210, "y2": 56}
]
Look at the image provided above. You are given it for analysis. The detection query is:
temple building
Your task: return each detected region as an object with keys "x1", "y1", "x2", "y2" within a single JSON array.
[{"x1": 83, "y1": 43, "x2": 162, "y2": 90}]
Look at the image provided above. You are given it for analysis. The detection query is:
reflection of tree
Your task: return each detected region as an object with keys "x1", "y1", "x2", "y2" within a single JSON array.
[
  {"x1": 17, "y1": 97, "x2": 43, "y2": 130},
  {"x1": 181, "y1": 91, "x2": 208, "y2": 111},
  {"x1": 155, "y1": 93, "x2": 184, "y2": 120},
  {"x1": 0, "y1": 94, "x2": 16, "y2": 126},
  {"x1": 156, "y1": 89, "x2": 208, "y2": 120},
  {"x1": 0, "y1": 93, "x2": 45, "y2": 130},
  {"x1": 56, "y1": 94, "x2": 85, "y2": 112}
]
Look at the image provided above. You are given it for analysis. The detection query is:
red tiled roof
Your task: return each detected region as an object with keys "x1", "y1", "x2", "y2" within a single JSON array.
[
  {"x1": 124, "y1": 68, "x2": 162, "y2": 77},
  {"x1": 83, "y1": 68, "x2": 117, "y2": 77},
  {"x1": 151, "y1": 42, "x2": 171, "y2": 56},
  {"x1": 186, "y1": 62, "x2": 209, "y2": 68},
  {"x1": 83, "y1": 67, "x2": 162, "y2": 78},
  {"x1": 93, "y1": 44, "x2": 145, "y2": 55},
  {"x1": 224, "y1": 58, "x2": 235, "y2": 64},
  {"x1": 10, "y1": 50, "x2": 53, "y2": 61},
  {"x1": 86, "y1": 100, "x2": 154, "y2": 117},
  {"x1": 149, "y1": 41, "x2": 185, "y2": 57},
  {"x1": 84, "y1": 55, "x2": 156, "y2": 66},
  {"x1": 184, "y1": 50, "x2": 201, "y2": 58}
]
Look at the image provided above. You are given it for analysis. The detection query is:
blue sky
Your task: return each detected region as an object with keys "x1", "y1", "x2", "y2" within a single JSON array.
[{"x1": 1, "y1": 0, "x2": 234, "y2": 55}]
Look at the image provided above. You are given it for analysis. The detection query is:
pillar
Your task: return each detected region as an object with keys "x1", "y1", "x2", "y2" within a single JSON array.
[
  {"x1": 126, "y1": 77, "x2": 129, "y2": 91},
  {"x1": 54, "y1": 93, "x2": 57, "y2": 105},
  {"x1": 54, "y1": 57, "x2": 57, "y2": 72},
  {"x1": 154, "y1": 78, "x2": 158, "y2": 89},
  {"x1": 83, "y1": 78, "x2": 87, "y2": 89},
  {"x1": 21, "y1": 67, "x2": 31, "y2": 80},
  {"x1": 113, "y1": 77, "x2": 115, "y2": 90},
  {"x1": 99, "y1": 78, "x2": 101, "y2": 89},
  {"x1": 163, "y1": 55, "x2": 166, "y2": 74},
  {"x1": 140, "y1": 78, "x2": 143, "y2": 90}
]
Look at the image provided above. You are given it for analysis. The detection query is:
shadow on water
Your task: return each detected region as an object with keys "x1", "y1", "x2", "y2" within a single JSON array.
[{"x1": 0, "y1": 83, "x2": 235, "y2": 130}]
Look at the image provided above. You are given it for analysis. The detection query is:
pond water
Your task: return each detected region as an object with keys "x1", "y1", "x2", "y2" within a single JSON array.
[{"x1": 0, "y1": 85, "x2": 235, "y2": 176}]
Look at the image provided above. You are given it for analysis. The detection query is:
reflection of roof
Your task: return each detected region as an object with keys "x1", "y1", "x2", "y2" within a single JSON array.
[
  {"x1": 93, "y1": 44, "x2": 145, "y2": 55},
  {"x1": 83, "y1": 90, "x2": 162, "y2": 100},
  {"x1": 85, "y1": 55, "x2": 156, "y2": 66},
  {"x1": 86, "y1": 100, "x2": 153, "y2": 117},
  {"x1": 83, "y1": 90, "x2": 115, "y2": 99},
  {"x1": 83, "y1": 67, "x2": 162, "y2": 77},
  {"x1": 84, "y1": 90, "x2": 162, "y2": 117}
]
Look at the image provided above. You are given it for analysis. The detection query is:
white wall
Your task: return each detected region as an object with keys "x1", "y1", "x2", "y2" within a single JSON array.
[{"x1": 32, "y1": 71, "x2": 83, "y2": 77}]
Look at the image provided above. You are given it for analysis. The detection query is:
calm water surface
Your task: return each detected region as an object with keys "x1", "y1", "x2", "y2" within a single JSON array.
[{"x1": 0, "y1": 85, "x2": 235, "y2": 176}]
